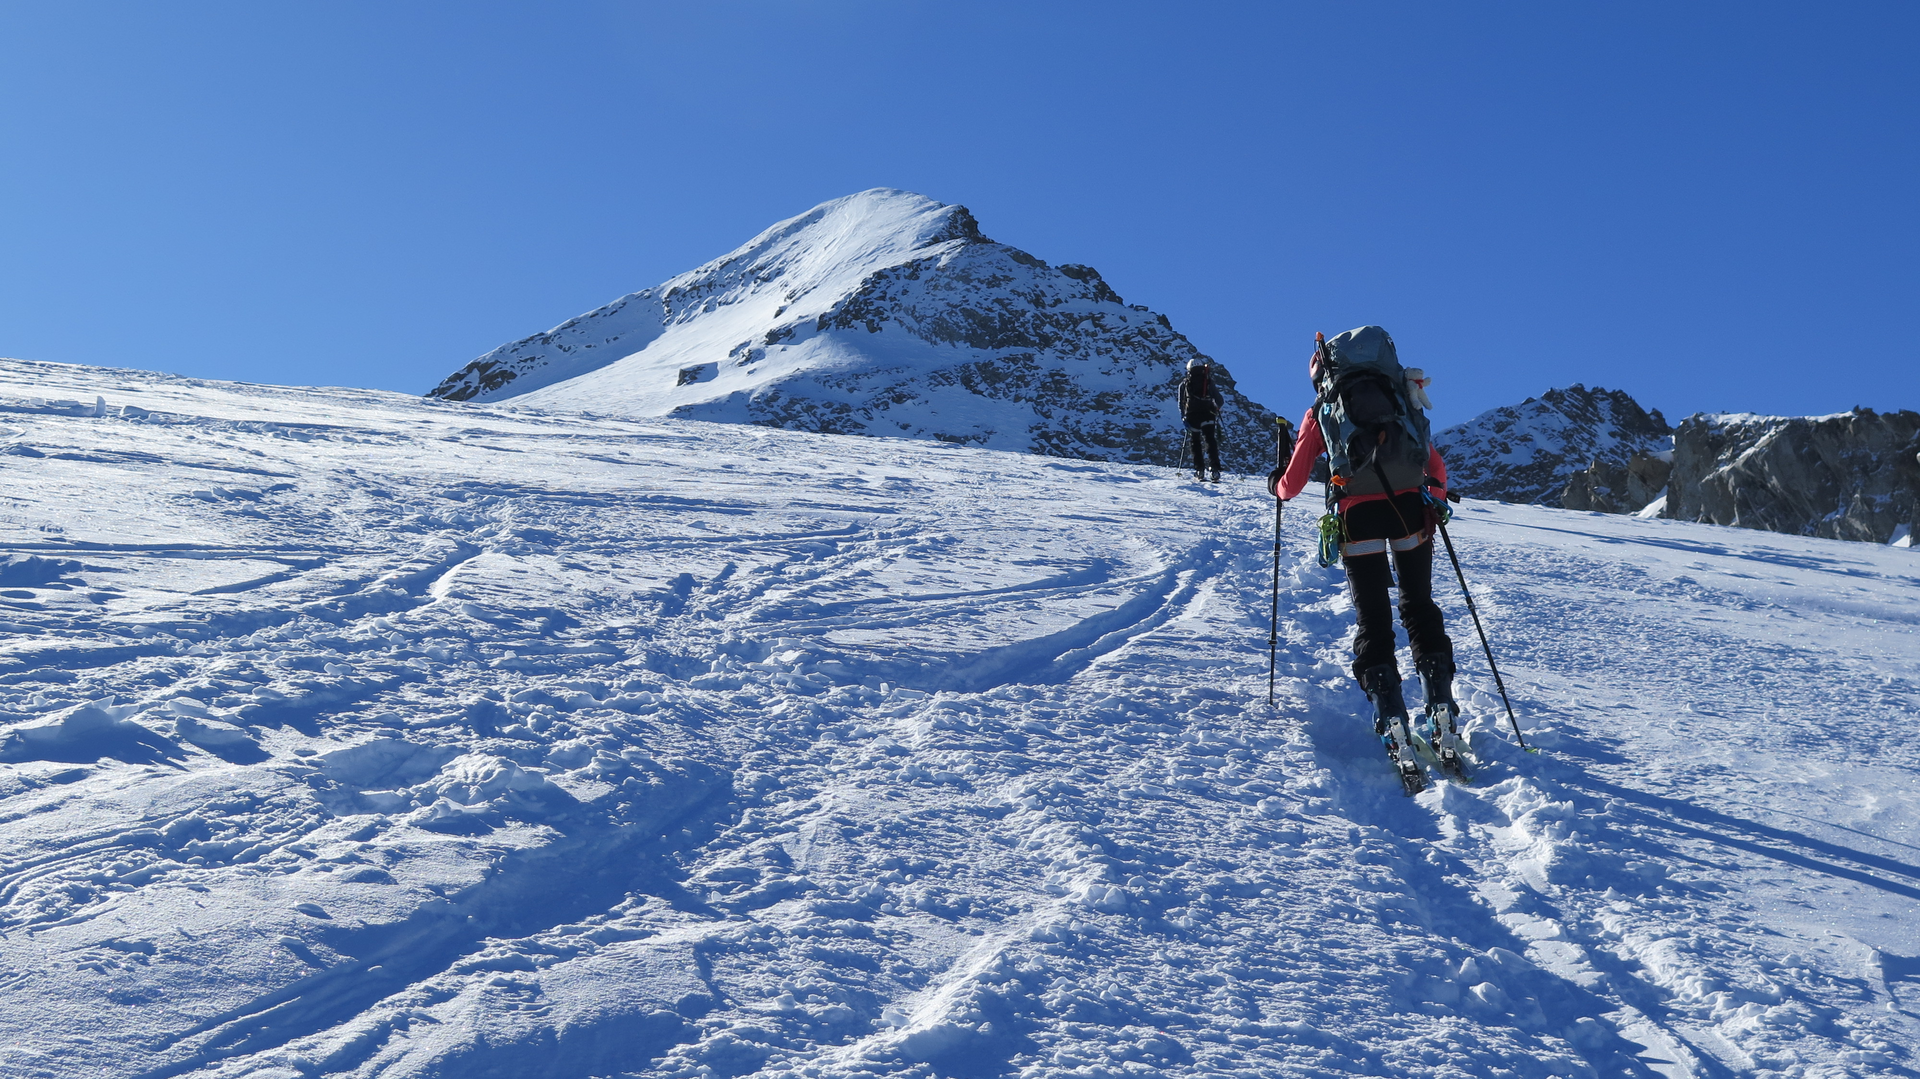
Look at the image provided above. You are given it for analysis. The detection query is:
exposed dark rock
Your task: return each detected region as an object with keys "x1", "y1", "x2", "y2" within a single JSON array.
[
  {"x1": 1419, "y1": 379, "x2": 1920, "y2": 545},
  {"x1": 1562, "y1": 452, "x2": 1673, "y2": 514},
  {"x1": 1436, "y1": 386, "x2": 1671, "y2": 505},
  {"x1": 748, "y1": 242, "x2": 1276, "y2": 472},
  {"x1": 1662, "y1": 408, "x2": 1920, "y2": 543},
  {"x1": 1054, "y1": 264, "x2": 1123, "y2": 306}
]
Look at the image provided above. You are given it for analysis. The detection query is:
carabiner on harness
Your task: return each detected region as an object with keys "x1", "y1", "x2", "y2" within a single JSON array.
[{"x1": 1316, "y1": 513, "x2": 1345, "y2": 568}]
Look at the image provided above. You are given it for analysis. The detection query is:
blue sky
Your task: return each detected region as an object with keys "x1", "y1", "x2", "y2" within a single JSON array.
[{"x1": 1, "y1": 2, "x2": 1914, "y2": 429}]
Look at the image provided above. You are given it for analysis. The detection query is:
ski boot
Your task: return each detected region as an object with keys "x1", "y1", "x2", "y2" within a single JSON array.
[
  {"x1": 1360, "y1": 664, "x2": 1427, "y2": 795},
  {"x1": 1417, "y1": 655, "x2": 1468, "y2": 780},
  {"x1": 1209, "y1": 469, "x2": 1221, "y2": 483}
]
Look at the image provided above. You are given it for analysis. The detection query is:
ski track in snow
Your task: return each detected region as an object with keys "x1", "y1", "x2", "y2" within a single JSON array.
[{"x1": 0, "y1": 358, "x2": 1914, "y2": 1078}]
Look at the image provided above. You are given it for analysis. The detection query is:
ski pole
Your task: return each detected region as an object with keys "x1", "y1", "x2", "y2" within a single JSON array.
[
  {"x1": 1434, "y1": 510, "x2": 1528, "y2": 750},
  {"x1": 1268, "y1": 415, "x2": 1294, "y2": 706},
  {"x1": 1269, "y1": 496, "x2": 1281, "y2": 705}
]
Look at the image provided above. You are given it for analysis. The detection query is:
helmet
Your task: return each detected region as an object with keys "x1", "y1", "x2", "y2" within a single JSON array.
[{"x1": 1187, "y1": 357, "x2": 1208, "y2": 370}]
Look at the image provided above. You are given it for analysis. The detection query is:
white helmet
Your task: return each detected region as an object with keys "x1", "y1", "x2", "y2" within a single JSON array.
[{"x1": 1187, "y1": 358, "x2": 1208, "y2": 370}]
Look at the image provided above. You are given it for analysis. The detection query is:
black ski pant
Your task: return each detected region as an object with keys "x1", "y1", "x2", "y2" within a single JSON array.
[
  {"x1": 1187, "y1": 422, "x2": 1220, "y2": 475},
  {"x1": 1340, "y1": 492, "x2": 1454, "y2": 682}
]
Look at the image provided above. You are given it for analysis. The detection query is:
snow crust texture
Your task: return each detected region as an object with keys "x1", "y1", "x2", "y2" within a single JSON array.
[
  {"x1": 427, "y1": 189, "x2": 1279, "y2": 473},
  {"x1": 0, "y1": 357, "x2": 1917, "y2": 1079},
  {"x1": 1437, "y1": 386, "x2": 1671, "y2": 507}
]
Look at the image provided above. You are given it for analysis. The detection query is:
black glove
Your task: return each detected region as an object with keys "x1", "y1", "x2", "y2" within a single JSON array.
[{"x1": 1266, "y1": 467, "x2": 1285, "y2": 499}]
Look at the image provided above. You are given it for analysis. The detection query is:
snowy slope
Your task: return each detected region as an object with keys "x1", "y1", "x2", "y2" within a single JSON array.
[
  {"x1": 427, "y1": 190, "x2": 1279, "y2": 473},
  {"x1": 1438, "y1": 385, "x2": 1671, "y2": 505},
  {"x1": 0, "y1": 356, "x2": 1916, "y2": 1079}
]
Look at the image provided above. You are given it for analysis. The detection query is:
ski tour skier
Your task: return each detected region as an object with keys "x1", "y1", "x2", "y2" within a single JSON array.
[
  {"x1": 1179, "y1": 357, "x2": 1225, "y2": 483},
  {"x1": 1267, "y1": 325, "x2": 1463, "y2": 793}
]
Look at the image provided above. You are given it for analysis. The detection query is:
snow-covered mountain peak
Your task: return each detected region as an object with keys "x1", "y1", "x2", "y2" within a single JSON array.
[
  {"x1": 427, "y1": 189, "x2": 1279, "y2": 472},
  {"x1": 428, "y1": 189, "x2": 987, "y2": 405},
  {"x1": 662, "y1": 188, "x2": 987, "y2": 322},
  {"x1": 1436, "y1": 384, "x2": 1671, "y2": 505}
]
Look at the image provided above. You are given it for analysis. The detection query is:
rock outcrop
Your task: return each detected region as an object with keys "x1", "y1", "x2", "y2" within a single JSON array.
[
  {"x1": 1561, "y1": 451, "x2": 1673, "y2": 514},
  {"x1": 428, "y1": 190, "x2": 1279, "y2": 473},
  {"x1": 1435, "y1": 386, "x2": 1671, "y2": 505},
  {"x1": 1661, "y1": 408, "x2": 1920, "y2": 543},
  {"x1": 1431, "y1": 382, "x2": 1920, "y2": 545}
]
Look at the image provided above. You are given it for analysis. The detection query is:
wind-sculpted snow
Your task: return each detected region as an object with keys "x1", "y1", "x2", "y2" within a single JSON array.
[
  {"x1": 427, "y1": 189, "x2": 1279, "y2": 474},
  {"x1": 0, "y1": 356, "x2": 1916, "y2": 1078}
]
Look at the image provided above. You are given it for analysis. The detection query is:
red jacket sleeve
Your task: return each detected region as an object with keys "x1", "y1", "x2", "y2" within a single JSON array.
[
  {"x1": 1272, "y1": 408, "x2": 1323, "y2": 500},
  {"x1": 1426, "y1": 444, "x2": 1448, "y2": 493}
]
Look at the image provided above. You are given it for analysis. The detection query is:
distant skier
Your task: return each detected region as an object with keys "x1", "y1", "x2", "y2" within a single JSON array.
[
  {"x1": 1179, "y1": 358, "x2": 1225, "y2": 482},
  {"x1": 1267, "y1": 326, "x2": 1461, "y2": 792}
]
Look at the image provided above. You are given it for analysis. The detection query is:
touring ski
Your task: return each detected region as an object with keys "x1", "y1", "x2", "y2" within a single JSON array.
[
  {"x1": 1359, "y1": 664, "x2": 1428, "y2": 795},
  {"x1": 1413, "y1": 702, "x2": 1472, "y2": 783},
  {"x1": 1378, "y1": 714, "x2": 1429, "y2": 795}
]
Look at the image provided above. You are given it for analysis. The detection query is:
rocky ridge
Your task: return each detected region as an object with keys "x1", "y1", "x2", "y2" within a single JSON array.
[
  {"x1": 1663, "y1": 408, "x2": 1920, "y2": 544},
  {"x1": 1435, "y1": 383, "x2": 1920, "y2": 547},
  {"x1": 429, "y1": 189, "x2": 1277, "y2": 473},
  {"x1": 1434, "y1": 385, "x2": 1672, "y2": 506}
]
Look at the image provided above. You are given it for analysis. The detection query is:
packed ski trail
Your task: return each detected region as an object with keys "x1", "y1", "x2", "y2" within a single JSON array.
[{"x1": 0, "y1": 358, "x2": 1914, "y2": 1079}]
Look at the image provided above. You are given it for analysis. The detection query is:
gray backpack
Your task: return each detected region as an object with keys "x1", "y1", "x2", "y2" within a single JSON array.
[{"x1": 1313, "y1": 326, "x2": 1433, "y2": 499}]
